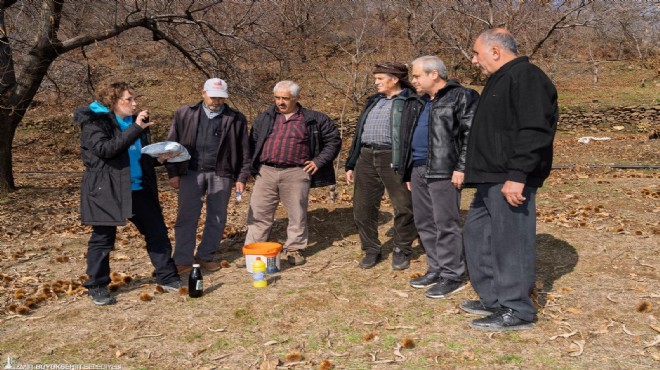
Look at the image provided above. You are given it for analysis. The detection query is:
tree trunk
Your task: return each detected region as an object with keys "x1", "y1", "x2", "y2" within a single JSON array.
[{"x1": 0, "y1": 110, "x2": 18, "y2": 193}]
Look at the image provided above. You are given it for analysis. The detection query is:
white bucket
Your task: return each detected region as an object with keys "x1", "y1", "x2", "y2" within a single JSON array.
[{"x1": 243, "y1": 242, "x2": 283, "y2": 273}]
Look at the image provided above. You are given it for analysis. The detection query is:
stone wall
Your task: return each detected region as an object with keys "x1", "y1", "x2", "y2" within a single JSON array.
[{"x1": 559, "y1": 105, "x2": 659, "y2": 131}]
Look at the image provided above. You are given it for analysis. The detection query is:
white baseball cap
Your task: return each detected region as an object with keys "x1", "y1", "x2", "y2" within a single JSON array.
[{"x1": 203, "y1": 78, "x2": 229, "y2": 98}]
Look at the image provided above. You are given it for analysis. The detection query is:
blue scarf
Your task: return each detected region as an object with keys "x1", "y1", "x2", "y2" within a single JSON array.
[{"x1": 89, "y1": 101, "x2": 143, "y2": 190}]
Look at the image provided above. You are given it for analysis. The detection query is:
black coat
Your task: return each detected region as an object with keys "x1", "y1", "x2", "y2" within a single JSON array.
[
  {"x1": 399, "y1": 80, "x2": 479, "y2": 182},
  {"x1": 464, "y1": 57, "x2": 558, "y2": 188},
  {"x1": 74, "y1": 108, "x2": 160, "y2": 226},
  {"x1": 164, "y1": 102, "x2": 251, "y2": 183},
  {"x1": 249, "y1": 105, "x2": 341, "y2": 188}
]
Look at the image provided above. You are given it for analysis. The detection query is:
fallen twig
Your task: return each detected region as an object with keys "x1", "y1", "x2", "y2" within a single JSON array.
[
  {"x1": 207, "y1": 326, "x2": 226, "y2": 332},
  {"x1": 331, "y1": 292, "x2": 349, "y2": 302},
  {"x1": 328, "y1": 262, "x2": 352, "y2": 270},
  {"x1": 384, "y1": 325, "x2": 416, "y2": 330},
  {"x1": 132, "y1": 333, "x2": 163, "y2": 340},
  {"x1": 277, "y1": 361, "x2": 305, "y2": 368}
]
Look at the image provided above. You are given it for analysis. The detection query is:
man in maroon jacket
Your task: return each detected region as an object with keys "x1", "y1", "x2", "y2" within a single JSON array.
[
  {"x1": 245, "y1": 80, "x2": 341, "y2": 266},
  {"x1": 165, "y1": 78, "x2": 251, "y2": 273}
]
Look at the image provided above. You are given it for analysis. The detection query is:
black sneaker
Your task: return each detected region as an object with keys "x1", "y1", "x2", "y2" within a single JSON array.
[
  {"x1": 359, "y1": 254, "x2": 381, "y2": 269},
  {"x1": 460, "y1": 300, "x2": 497, "y2": 315},
  {"x1": 87, "y1": 285, "x2": 116, "y2": 306},
  {"x1": 159, "y1": 280, "x2": 185, "y2": 293},
  {"x1": 410, "y1": 271, "x2": 441, "y2": 289},
  {"x1": 425, "y1": 278, "x2": 466, "y2": 299},
  {"x1": 470, "y1": 308, "x2": 535, "y2": 332},
  {"x1": 391, "y1": 249, "x2": 410, "y2": 270}
]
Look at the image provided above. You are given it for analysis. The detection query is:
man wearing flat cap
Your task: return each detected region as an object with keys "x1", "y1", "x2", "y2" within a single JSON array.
[
  {"x1": 345, "y1": 62, "x2": 418, "y2": 270},
  {"x1": 165, "y1": 78, "x2": 251, "y2": 273}
]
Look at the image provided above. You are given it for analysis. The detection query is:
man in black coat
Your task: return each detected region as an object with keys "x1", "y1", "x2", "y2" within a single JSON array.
[{"x1": 462, "y1": 29, "x2": 558, "y2": 331}]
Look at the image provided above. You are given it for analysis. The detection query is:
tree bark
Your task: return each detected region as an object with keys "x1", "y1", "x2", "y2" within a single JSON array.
[{"x1": 0, "y1": 0, "x2": 215, "y2": 195}]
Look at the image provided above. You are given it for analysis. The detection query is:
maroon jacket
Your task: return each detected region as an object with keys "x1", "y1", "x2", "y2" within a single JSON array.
[{"x1": 165, "y1": 101, "x2": 251, "y2": 183}]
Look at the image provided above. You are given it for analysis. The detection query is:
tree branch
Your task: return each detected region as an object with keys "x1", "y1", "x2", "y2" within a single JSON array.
[{"x1": 529, "y1": 0, "x2": 595, "y2": 58}]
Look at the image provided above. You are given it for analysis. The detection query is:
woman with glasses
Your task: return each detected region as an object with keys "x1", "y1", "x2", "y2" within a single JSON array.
[{"x1": 74, "y1": 82, "x2": 184, "y2": 305}]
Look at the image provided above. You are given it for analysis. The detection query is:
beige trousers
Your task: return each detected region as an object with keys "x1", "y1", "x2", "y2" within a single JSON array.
[{"x1": 244, "y1": 165, "x2": 311, "y2": 251}]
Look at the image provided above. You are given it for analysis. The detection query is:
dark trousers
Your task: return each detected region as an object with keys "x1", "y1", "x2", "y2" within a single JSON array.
[
  {"x1": 410, "y1": 166, "x2": 465, "y2": 281},
  {"x1": 463, "y1": 183, "x2": 537, "y2": 322},
  {"x1": 84, "y1": 190, "x2": 179, "y2": 287},
  {"x1": 353, "y1": 147, "x2": 417, "y2": 255}
]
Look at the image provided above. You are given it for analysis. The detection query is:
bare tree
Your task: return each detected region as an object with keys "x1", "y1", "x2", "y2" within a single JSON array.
[{"x1": 0, "y1": 0, "x2": 242, "y2": 194}]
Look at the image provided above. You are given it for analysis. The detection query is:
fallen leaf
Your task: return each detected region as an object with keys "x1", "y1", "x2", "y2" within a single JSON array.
[
  {"x1": 192, "y1": 343, "x2": 212, "y2": 357},
  {"x1": 390, "y1": 289, "x2": 409, "y2": 298},
  {"x1": 569, "y1": 340, "x2": 585, "y2": 357},
  {"x1": 549, "y1": 330, "x2": 578, "y2": 340},
  {"x1": 259, "y1": 358, "x2": 280, "y2": 370},
  {"x1": 622, "y1": 324, "x2": 639, "y2": 336},
  {"x1": 644, "y1": 335, "x2": 660, "y2": 348},
  {"x1": 393, "y1": 343, "x2": 406, "y2": 361}
]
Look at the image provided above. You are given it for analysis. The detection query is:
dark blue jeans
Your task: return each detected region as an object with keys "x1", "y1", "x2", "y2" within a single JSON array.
[
  {"x1": 463, "y1": 183, "x2": 537, "y2": 322},
  {"x1": 84, "y1": 190, "x2": 179, "y2": 287}
]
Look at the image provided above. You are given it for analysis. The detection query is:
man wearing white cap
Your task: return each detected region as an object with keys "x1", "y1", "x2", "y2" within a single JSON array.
[{"x1": 165, "y1": 78, "x2": 251, "y2": 273}]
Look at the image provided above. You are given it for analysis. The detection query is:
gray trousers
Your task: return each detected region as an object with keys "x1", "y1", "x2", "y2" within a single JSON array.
[
  {"x1": 244, "y1": 165, "x2": 311, "y2": 251},
  {"x1": 353, "y1": 147, "x2": 417, "y2": 255},
  {"x1": 410, "y1": 166, "x2": 465, "y2": 281},
  {"x1": 463, "y1": 183, "x2": 537, "y2": 322},
  {"x1": 173, "y1": 170, "x2": 233, "y2": 265}
]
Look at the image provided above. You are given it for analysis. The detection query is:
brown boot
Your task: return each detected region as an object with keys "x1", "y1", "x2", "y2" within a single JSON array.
[{"x1": 196, "y1": 259, "x2": 222, "y2": 272}]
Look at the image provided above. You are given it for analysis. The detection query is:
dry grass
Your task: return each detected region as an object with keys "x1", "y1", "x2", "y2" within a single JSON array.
[{"x1": 1, "y1": 62, "x2": 658, "y2": 368}]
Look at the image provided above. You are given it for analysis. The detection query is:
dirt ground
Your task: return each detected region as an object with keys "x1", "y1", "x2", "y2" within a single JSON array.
[{"x1": 0, "y1": 119, "x2": 658, "y2": 369}]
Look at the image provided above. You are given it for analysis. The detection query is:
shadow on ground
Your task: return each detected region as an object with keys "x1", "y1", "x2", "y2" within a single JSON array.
[{"x1": 535, "y1": 233, "x2": 579, "y2": 307}]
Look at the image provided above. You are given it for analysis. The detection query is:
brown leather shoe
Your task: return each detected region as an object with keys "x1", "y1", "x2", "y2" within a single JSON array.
[
  {"x1": 196, "y1": 259, "x2": 222, "y2": 271},
  {"x1": 176, "y1": 265, "x2": 192, "y2": 274},
  {"x1": 235, "y1": 256, "x2": 246, "y2": 268},
  {"x1": 286, "y1": 250, "x2": 306, "y2": 266}
]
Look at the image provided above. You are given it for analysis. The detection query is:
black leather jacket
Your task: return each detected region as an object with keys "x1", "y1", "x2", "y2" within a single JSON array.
[{"x1": 399, "y1": 80, "x2": 479, "y2": 182}]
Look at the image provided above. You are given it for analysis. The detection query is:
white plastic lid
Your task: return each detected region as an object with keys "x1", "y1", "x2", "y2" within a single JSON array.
[{"x1": 192, "y1": 264, "x2": 200, "y2": 268}]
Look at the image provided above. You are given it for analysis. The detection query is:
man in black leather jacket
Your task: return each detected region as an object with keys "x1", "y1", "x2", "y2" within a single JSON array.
[{"x1": 399, "y1": 56, "x2": 479, "y2": 298}]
